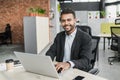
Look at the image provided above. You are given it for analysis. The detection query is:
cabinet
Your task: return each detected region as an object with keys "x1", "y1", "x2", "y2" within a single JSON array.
[{"x1": 23, "y1": 16, "x2": 49, "y2": 54}]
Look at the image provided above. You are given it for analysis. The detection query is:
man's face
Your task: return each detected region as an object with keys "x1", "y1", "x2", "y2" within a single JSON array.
[{"x1": 60, "y1": 13, "x2": 76, "y2": 34}]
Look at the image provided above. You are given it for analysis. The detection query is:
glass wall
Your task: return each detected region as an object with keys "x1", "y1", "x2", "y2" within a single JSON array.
[
  {"x1": 66, "y1": 0, "x2": 120, "y2": 18},
  {"x1": 117, "y1": 4, "x2": 120, "y2": 16},
  {"x1": 106, "y1": 0, "x2": 117, "y2": 3},
  {"x1": 72, "y1": 0, "x2": 100, "y2": 2},
  {"x1": 88, "y1": 0, "x2": 100, "y2": 2},
  {"x1": 106, "y1": 5, "x2": 117, "y2": 18},
  {"x1": 105, "y1": 0, "x2": 120, "y2": 18}
]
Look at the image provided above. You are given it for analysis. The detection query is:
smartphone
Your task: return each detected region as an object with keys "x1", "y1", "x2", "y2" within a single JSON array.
[{"x1": 73, "y1": 76, "x2": 85, "y2": 80}]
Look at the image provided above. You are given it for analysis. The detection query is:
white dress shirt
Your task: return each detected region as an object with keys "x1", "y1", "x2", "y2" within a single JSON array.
[{"x1": 63, "y1": 28, "x2": 77, "y2": 68}]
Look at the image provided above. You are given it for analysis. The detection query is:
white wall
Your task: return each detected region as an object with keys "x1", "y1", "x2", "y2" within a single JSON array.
[
  {"x1": 50, "y1": 0, "x2": 60, "y2": 41},
  {"x1": 75, "y1": 11, "x2": 88, "y2": 25},
  {"x1": 75, "y1": 11, "x2": 108, "y2": 36},
  {"x1": 88, "y1": 18, "x2": 108, "y2": 36}
]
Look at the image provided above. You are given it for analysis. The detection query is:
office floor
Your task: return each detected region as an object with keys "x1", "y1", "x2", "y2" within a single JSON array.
[
  {"x1": 0, "y1": 44, "x2": 24, "y2": 63},
  {"x1": 0, "y1": 42, "x2": 120, "y2": 80}
]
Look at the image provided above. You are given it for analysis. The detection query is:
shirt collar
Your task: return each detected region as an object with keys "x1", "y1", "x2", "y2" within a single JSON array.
[{"x1": 65, "y1": 27, "x2": 77, "y2": 37}]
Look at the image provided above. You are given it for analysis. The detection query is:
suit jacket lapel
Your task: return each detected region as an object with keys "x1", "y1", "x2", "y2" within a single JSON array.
[
  {"x1": 71, "y1": 29, "x2": 80, "y2": 59},
  {"x1": 60, "y1": 33, "x2": 65, "y2": 61}
]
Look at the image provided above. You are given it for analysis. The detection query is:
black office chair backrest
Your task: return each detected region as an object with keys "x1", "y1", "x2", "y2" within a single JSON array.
[
  {"x1": 77, "y1": 25, "x2": 100, "y2": 68},
  {"x1": 77, "y1": 25, "x2": 92, "y2": 36},
  {"x1": 77, "y1": 25, "x2": 100, "y2": 74},
  {"x1": 111, "y1": 27, "x2": 120, "y2": 38},
  {"x1": 0, "y1": 25, "x2": 12, "y2": 45},
  {"x1": 91, "y1": 36, "x2": 100, "y2": 68},
  {"x1": 118, "y1": 37, "x2": 120, "y2": 53},
  {"x1": 110, "y1": 27, "x2": 120, "y2": 51}
]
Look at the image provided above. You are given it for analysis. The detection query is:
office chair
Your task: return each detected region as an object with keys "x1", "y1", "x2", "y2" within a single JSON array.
[
  {"x1": 88, "y1": 36, "x2": 100, "y2": 75},
  {"x1": 77, "y1": 25, "x2": 100, "y2": 75},
  {"x1": 0, "y1": 25, "x2": 12, "y2": 45},
  {"x1": 77, "y1": 25, "x2": 92, "y2": 36},
  {"x1": 108, "y1": 27, "x2": 120, "y2": 65},
  {"x1": 91, "y1": 36, "x2": 100, "y2": 68}
]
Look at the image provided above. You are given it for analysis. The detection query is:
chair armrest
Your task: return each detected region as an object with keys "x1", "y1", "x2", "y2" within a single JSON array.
[
  {"x1": 88, "y1": 68, "x2": 99, "y2": 75},
  {"x1": 118, "y1": 37, "x2": 120, "y2": 53}
]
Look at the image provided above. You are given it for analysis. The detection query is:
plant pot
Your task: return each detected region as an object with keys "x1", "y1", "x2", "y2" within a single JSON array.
[{"x1": 29, "y1": 13, "x2": 35, "y2": 16}]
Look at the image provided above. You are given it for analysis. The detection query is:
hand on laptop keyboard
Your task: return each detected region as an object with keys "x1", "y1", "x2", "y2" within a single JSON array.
[
  {"x1": 55, "y1": 62, "x2": 70, "y2": 73},
  {"x1": 55, "y1": 64, "x2": 63, "y2": 73},
  {"x1": 57, "y1": 67, "x2": 63, "y2": 73}
]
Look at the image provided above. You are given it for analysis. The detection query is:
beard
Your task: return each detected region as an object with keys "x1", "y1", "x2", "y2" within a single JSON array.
[{"x1": 63, "y1": 24, "x2": 75, "y2": 34}]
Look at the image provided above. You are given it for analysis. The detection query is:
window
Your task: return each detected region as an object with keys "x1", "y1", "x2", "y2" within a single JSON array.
[
  {"x1": 72, "y1": 0, "x2": 100, "y2": 2},
  {"x1": 105, "y1": 0, "x2": 120, "y2": 18},
  {"x1": 88, "y1": 0, "x2": 100, "y2": 2},
  {"x1": 106, "y1": 5, "x2": 117, "y2": 18},
  {"x1": 105, "y1": 0, "x2": 117, "y2": 3},
  {"x1": 117, "y1": 4, "x2": 120, "y2": 17}
]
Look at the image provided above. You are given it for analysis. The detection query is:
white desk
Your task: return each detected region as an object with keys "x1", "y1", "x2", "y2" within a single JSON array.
[
  {"x1": 0, "y1": 66, "x2": 107, "y2": 80},
  {"x1": 97, "y1": 34, "x2": 111, "y2": 50}
]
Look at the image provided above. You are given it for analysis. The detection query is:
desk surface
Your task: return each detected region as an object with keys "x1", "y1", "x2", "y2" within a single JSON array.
[
  {"x1": 0, "y1": 66, "x2": 107, "y2": 80},
  {"x1": 97, "y1": 34, "x2": 111, "y2": 38},
  {"x1": 97, "y1": 34, "x2": 111, "y2": 50}
]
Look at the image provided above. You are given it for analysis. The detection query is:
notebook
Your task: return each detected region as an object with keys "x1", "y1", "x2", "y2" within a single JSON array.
[{"x1": 14, "y1": 51, "x2": 59, "y2": 79}]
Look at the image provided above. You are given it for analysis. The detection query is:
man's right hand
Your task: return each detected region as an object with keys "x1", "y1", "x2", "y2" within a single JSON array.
[{"x1": 55, "y1": 62, "x2": 71, "y2": 72}]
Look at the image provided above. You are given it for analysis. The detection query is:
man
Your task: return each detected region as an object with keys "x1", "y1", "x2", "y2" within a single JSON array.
[{"x1": 46, "y1": 8, "x2": 92, "y2": 72}]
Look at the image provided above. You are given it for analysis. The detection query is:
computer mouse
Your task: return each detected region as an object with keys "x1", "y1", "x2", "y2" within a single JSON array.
[{"x1": 57, "y1": 67, "x2": 63, "y2": 73}]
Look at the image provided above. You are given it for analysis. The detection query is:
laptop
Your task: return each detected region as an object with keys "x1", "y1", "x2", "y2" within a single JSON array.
[{"x1": 14, "y1": 51, "x2": 59, "y2": 79}]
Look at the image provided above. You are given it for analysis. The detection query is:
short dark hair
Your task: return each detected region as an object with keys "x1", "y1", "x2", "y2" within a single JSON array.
[{"x1": 60, "y1": 8, "x2": 76, "y2": 21}]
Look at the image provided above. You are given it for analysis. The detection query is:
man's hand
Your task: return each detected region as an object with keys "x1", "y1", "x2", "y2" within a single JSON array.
[{"x1": 55, "y1": 62, "x2": 71, "y2": 72}]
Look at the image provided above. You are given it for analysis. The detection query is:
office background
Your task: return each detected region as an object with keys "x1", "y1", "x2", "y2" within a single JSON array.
[{"x1": 0, "y1": 0, "x2": 120, "y2": 80}]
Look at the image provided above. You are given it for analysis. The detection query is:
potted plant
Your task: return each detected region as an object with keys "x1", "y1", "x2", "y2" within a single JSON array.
[
  {"x1": 95, "y1": 12, "x2": 99, "y2": 19},
  {"x1": 27, "y1": 7, "x2": 46, "y2": 16},
  {"x1": 37, "y1": 8, "x2": 46, "y2": 16},
  {"x1": 88, "y1": 12, "x2": 92, "y2": 19},
  {"x1": 28, "y1": 7, "x2": 36, "y2": 16},
  {"x1": 100, "y1": 11, "x2": 106, "y2": 18}
]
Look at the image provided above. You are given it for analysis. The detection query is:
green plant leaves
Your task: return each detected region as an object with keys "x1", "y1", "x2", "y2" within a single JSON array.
[{"x1": 28, "y1": 7, "x2": 46, "y2": 14}]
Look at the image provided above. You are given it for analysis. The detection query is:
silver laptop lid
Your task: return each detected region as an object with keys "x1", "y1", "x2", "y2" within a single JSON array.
[{"x1": 14, "y1": 51, "x2": 59, "y2": 79}]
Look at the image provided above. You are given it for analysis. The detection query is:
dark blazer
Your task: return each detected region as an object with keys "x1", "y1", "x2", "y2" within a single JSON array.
[{"x1": 46, "y1": 28, "x2": 92, "y2": 72}]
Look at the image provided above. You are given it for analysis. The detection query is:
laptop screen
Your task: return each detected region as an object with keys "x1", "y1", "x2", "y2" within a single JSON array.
[{"x1": 14, "y1": 51, "x2": 59, "y2": 78}]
